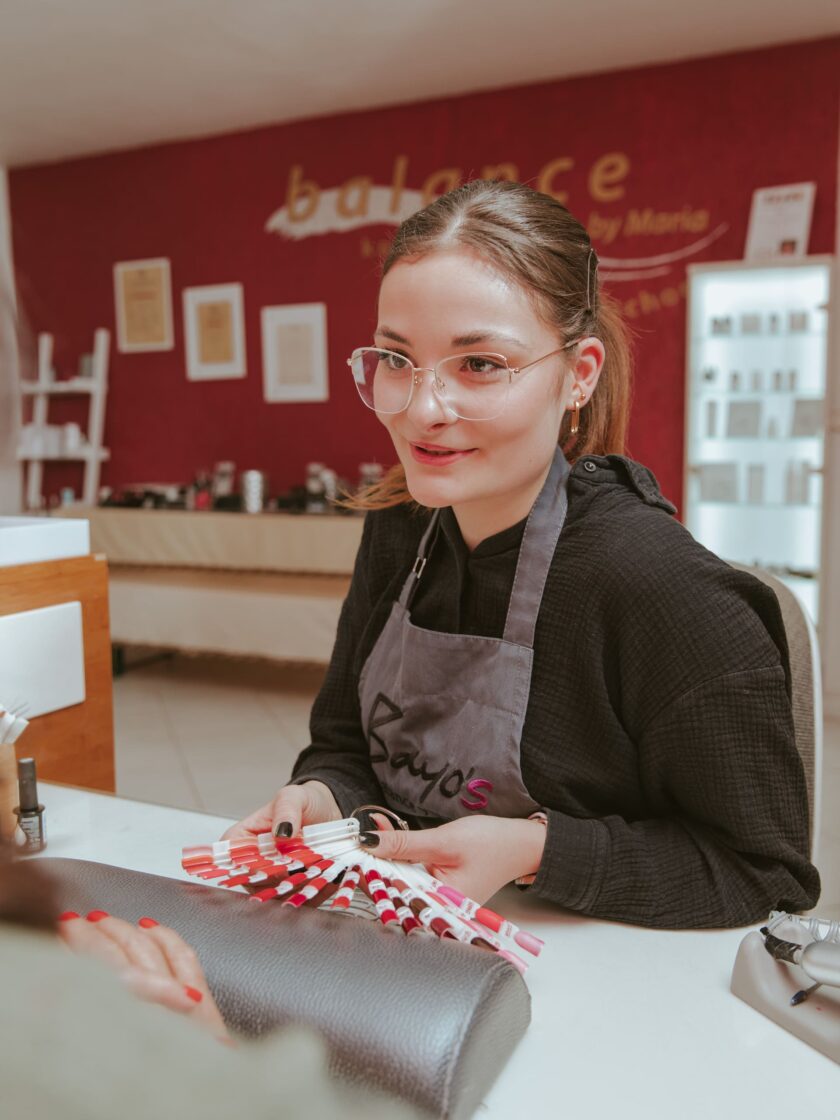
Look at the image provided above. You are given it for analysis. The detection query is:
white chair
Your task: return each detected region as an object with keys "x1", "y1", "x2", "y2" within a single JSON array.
[{"x1": 734, "y1": 564, "x2": 823, "y2": 861}]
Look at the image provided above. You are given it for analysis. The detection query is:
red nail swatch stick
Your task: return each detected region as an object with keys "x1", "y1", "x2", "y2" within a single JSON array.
[
  {"x1": 283, "y1": 861, "x2": 346, "y2": 907},
  {"x1": 380, "y1": 876, "x2": 423, "y2": 935},
  {"x1": 360, "y1": 861, "x2": 400, "y2": 927},
  {"x1": 389, "y1": 878, "x2": 460, "y2": 941},
  {"x1": 182, "y1": 834, "x2": 285, "y2": 870},
  {"x1": 250, "y1": 869, "x2": 313, "y2": 902},
  {"x1": 251, "y1": 859, "x2": 340, "y2": 902},
  {"x1": 329, "y1": 865, "x2": 362, "y2": 909}
]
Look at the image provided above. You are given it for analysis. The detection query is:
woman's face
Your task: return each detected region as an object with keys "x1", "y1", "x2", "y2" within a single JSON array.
[{"x1": 374, "y1": 247, "x2": 601, "y2": 542}]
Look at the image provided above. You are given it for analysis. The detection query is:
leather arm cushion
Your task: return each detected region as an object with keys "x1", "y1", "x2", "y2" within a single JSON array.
[{"x1": 42, "y1": 857, "x2": 531, "y2": 1119}]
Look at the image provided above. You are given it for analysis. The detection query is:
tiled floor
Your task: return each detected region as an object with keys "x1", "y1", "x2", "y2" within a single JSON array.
[{"x1": 113, "y1": 652, "x2": 840, "y2": 919}]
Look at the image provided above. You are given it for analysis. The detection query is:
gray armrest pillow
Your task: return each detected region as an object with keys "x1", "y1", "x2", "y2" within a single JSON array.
[{"x1": 42, "y1": 857, "x2": 531, "y2": 1119}]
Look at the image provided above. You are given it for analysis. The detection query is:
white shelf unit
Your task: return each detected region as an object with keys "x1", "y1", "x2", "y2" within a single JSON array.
[
  {"x1": 18, "y1": 329, "x2": 110, "y2": 508},
  {"x1": 683, "y1": 256, "x2": 835, "y2": 649}
]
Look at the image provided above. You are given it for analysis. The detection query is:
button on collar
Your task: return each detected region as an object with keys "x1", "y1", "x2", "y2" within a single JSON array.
[{"x1": 583, "y1": 460, "x2": 597, "y2": 473}]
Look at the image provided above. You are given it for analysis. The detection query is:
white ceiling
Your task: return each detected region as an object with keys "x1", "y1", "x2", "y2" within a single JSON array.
[{"x1": 0, "y1": 0, "x2": 838, "y2": 168}]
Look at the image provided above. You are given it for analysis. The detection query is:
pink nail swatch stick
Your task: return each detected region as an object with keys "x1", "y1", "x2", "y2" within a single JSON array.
[{"x1": 427, "y1": 880, "x2": 544, "y2": 958}]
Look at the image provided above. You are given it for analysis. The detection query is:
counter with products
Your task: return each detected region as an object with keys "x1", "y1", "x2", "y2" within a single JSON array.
[{"x1": 50, "y1": 507, "x2": 365, "y2": 664}]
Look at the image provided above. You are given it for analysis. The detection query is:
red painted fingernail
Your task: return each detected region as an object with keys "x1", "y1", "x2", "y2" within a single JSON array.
[
  {"x1": 184, "y1": 986, "x2": 203, "y2": 1003},
  {"x1": 58, "y1": 911, "x2": 80, "y2": 921},
  {"x1": 86, "y1": 910, "x2": 109, "y2": 922},
  {"x1": 138, "y1": 917, "x2": 159, "y2": 928}
]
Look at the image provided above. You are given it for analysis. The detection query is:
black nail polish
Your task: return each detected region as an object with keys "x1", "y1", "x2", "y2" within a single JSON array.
[
  {"x1": 274, "y1": 821, "x2": 293, "y2": 838},
  {"x1": 359, "y1": 831, "x2": 380, "y2": 848}
]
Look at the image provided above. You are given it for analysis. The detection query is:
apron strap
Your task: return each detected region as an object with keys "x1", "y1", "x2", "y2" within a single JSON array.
[
  {"x1": 503, "y1": 447, "x2": 571, "y2": 647},
  {"x1": 398, "y1": 510, "x2": 442, "y2": 609}
]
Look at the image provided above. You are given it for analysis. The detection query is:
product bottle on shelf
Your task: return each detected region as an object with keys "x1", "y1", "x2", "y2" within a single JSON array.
[{"x1": 305, "y1": 462, "x2": 327, "y2": 513}]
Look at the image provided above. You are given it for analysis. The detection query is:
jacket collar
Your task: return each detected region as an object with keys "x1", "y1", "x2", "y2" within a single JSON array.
[{"x1": 570, "y1": 454, "x2": 677, "y2": 514}]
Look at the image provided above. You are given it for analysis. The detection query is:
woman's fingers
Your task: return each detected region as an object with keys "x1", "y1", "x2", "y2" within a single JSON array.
[
  {"x1": 58, "y1": 911, "x2": 133, "y2": 971},
  {"x1": 119, "y1": 966, "x2": 228, "y2": 1037},
  {"x1": 358, "y1": 825, "x2": 453, "y2": 867},
  {"x1": 143, "y1": 926, "x2": 227, "y2": 1037},
  {"x1": 130, "y1": 922, "x2": 228, "y2": 1037},
  {"x1": 86, "y1": 913, "x2": 172, "y2": 975},
  {"x1": 220, "y1": 781, "x2": 341, "y2": 842},
  {"x1": 220, "y1": 803, "x2": 274, "y2": 841},
  {"x1": 141, "y1": 923, "x2": 206, "y2": 990},
  {"x1": 60, "y1": 911, "x2": 228, "y2": 1038},
  {"x1": 269, "y1": 781, "x2": 341, "y2": 837},
  {"x1": 369, "y1": 812, "x2": 396, "y2": 832},
  {"x1": 267, "y1": 786, "x2": 308, "y2": 838},
  {"x1": 119, "y1": 967, "x2": 203, "y2": 1012}
]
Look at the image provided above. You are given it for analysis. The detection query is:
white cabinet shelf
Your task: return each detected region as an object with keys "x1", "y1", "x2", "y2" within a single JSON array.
[
  {"x1": 19, "y1": 330, "x2": 110, "y2": 508},
  {"x1": 17, "y1": 448, "x2": 110, "y2": 462},
  {"x1": 20, "y1": 378, "x2": 98, "y2": 395}
]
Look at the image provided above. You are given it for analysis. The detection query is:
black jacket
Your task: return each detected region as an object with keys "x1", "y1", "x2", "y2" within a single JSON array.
[{"x1": 292, "y1": 454, "x2": 820, "y2": 928}]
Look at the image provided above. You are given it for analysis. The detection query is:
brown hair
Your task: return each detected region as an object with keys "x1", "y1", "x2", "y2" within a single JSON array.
[{"x1": 347, "y1": 179, "x2": 633, "y2": 511}]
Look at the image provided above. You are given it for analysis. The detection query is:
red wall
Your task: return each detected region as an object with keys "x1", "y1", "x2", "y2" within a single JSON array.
[{"x1": 9, "y1": 37, "x2": 840, "y2": 511}]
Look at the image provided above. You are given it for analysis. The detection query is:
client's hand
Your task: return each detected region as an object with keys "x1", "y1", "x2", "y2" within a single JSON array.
[
  {"x1": 58, "y1": 911, "x2": 228, "y2": 1039},
  {"x1": 357, "y1": 815, "x2": 547, "y2": 904},
  {"x1": 221, "y1": 780, "x2": 341, "y2": 841}
]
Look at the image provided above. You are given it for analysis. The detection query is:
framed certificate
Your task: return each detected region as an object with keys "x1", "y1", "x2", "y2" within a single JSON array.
[
  {"x1": 261, "y1": 303, "x2": 329, "y2": 403},
  {"x1": 114, "y1": 258, "x2": 174, "y2": 353},
  {"x1": 183, "y1": 283, "x2": 246, "y2": 381}
]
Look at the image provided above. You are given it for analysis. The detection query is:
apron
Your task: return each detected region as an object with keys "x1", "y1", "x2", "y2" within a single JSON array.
[{"x1": 358, "y1": 447, "x2": 570, "y2": 822}]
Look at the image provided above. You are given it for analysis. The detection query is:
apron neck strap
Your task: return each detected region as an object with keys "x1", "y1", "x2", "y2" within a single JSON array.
[
  {"x1": 396, "y1": 447, "x2": 570, "y2": 633},
  {"x1": 503, "y1": 447, "x2": 570, "y2": 646},
  {"x1": 398, "y1": 510, "x2": 442, "y2": 609}
]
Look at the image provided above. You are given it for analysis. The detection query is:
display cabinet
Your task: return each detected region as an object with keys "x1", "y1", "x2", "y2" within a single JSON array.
[{"x1": 684, "y1": 258, "x2": 833, "y2": 628}]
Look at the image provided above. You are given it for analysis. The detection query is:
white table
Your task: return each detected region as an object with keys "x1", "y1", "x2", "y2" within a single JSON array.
[{"x1": 33, "y1": 784, "x2": 840, "y2": 1117}]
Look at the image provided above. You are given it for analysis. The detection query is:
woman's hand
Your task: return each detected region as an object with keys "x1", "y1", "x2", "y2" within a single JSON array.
[
  {"x1": 221, "y1": 780, "x2": 341, "y2": 841},
  {"x1": 358, "y1": 815, "x2": 547, "y2": 904},
  {"x1": 58, "y1": 911, "x2": 227, "y2": 1038}
]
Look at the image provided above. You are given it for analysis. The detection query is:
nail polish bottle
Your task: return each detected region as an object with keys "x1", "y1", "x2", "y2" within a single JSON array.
[{"x1": 15, "y1": 757, "x2": 46, "y2": 852}]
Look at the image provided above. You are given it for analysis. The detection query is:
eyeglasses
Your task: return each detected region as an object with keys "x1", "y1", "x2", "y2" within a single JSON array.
[{"x1": 346, "y1": 342, "x2": 577, "y2": 421}]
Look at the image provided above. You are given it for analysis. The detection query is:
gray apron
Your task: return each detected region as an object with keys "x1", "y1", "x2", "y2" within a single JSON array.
[{"x1": 358, "y1": 447, "x2": 570, "y2": 822}]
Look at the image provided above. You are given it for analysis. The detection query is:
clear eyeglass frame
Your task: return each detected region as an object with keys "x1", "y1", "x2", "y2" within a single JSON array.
[{"x1": 346, "y1": 341, "x2": 579, "y2": 422}]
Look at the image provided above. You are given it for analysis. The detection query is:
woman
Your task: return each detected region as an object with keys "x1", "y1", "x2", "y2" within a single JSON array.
[{"x1": 227, "y1": 179, "x2": 819, "y2": 928}]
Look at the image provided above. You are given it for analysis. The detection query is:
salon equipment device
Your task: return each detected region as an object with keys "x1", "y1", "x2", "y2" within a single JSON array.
[{"x1": 731, "y1": 911, "x2": 840, "y2": 1064}]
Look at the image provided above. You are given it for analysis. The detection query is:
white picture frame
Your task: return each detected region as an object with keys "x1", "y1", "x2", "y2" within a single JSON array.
[
  {"x1": 261, "y1": 303, "x2": 329, "y2": 403},
  {"x1": 114, "y1": 257, "x2": 174, "y2": 353},
  {"x1": 183, "y1": 283, "x2": 246, "y2": 381}
]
